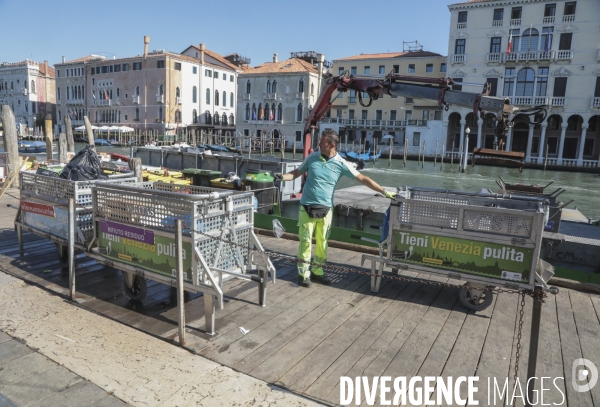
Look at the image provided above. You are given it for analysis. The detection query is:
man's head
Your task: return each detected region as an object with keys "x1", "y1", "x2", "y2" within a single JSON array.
[{"x1": 319, "y1": 129, "x2": 339, "y2": 156}]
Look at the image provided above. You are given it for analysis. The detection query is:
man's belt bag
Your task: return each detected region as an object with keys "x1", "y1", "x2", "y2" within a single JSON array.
[{"x1": 302, "y1": 204, "x2": 330, "y2": 219}]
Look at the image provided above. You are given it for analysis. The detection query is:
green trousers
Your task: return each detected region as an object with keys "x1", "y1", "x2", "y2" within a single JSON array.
[{"x1": 297, "y1": 206, "x2": 333, "y2": 279}]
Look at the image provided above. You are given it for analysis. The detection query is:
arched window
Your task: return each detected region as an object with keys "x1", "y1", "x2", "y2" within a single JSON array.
[
  {"x1": 67, "y1": 87, "x2": 71, "y2": 100},
  {"x1": 271, "y1": 103, "x2": 276, "y2": 120},
  {"x1": 265, "y1": 104, "x2": 270, "y2": 121},
  {"x1": 31, "y1": 80, "x2": 35, "y2": 93},
  {"x1": 11, "y1": 81, "x2": 13, "y2": 90},
  {"x1": 135, "y1": 86, "x2": 140, "y2": 96},
  {"x1": 214, "y1": 113, "x2": 220, "y2": 125},
  {"x1": 205, "y1": 110, "x2": 212, "y2": 124},
  {"x1": 192, "y1": 86, "x2": 197, "y2": 103},
  {"x1": 266, "y1": 80, "x2": 271, "y2": 93},
  {"x1": 223, "y1": 91, "x2": 226, "y2": 107},
  {"x1": 245, "y1": 103, "x2": 250, "y2": 120},
  {"x1": 258, "y1": 103, "x2": 263, "y2": 120},
  {"x1": 310, "y1": 83, "x2": 314, "y2": 95},
  {"x1": 230, "y1": 93, "x2": 234, "y2": 107},
  {"x1": 192, "y1": 109, "x2": 197, "y2": 123},
  {"x1": 159, "y1": 107, "x2": 163, "y2": 121},
  {"x1": 206, "y1": 88, "x2": 210, "y2": 104},
  {"x1": 246, "y1": 80, "x2": 251, "y2": 94},
  {"x1": 175, "y1": 110, "x2": 181, "y2": 123},
  {"x1": 222, "y1": 113, "x2": 227, "y2": 125},
  {"x1": 298, "y1": 78, "x2": 304, "y2": 93},
  {"x1": 229, "y1": 114, "x2": 234, "y2": 125},
  {"x1": 277, "y1": 103, "x2": 282, "y2": 121},
  {"x1": 516, "y1": 68, "x2": 535, "y2": 96},
  {"x1": 135, "y1": 107, "x2": 139, "y2": 120},
  {"x1": 176, "y1": 87, "x2": 180, "y2": 98},
  {"x1": 252, "y1": 103, "x2": 257, "y2": 120},
  {"x1": 272, "y1": 80, "x2": 277, "y2": 93},
  {"x1": 297, "y1": 103, "x2": 303, "y2": 121},
  {"x1": 159, "y1": 84, "x2": 163, "y2": 96},
  {"x1": 215, "y1": 90, "x2": 219, "y2": 106},
  {"x1": 521, "y1": 28, "x2": 539, "y2": 52}
]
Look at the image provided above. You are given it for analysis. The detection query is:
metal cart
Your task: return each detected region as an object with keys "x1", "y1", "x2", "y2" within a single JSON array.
[
  {"x1": 85, "y1": 182, "x2": 276, "y2": 334},
  {"x1": 361, "y1": 187, "x2": 555, "y2": 311}
]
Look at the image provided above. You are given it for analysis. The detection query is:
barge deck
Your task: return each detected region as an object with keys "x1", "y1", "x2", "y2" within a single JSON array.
[{"x1": 1, "y1": 187, "x2": 599, "y2": 406}]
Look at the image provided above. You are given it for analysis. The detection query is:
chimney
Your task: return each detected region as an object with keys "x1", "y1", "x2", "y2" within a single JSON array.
[
  {"x1": 144, "y1": 35, "x2": 150, "y2": 57},
  {"x1": 62, "y1": 56, "x2": 66, "y2": 63},
  {"x1": 273, "y1": 53, "x2": 278, "y2": 63},
  {"x1": 199, "y1": 43, "x2": 206, "y2": 64},
  {"x1": 44, "y1": 60, "x2": 48, "y2": 75}
]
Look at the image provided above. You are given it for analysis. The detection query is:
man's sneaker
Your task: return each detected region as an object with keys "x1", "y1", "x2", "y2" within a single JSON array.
[
  {"x1": 298, "y1": 276, "x2": 312, "y2": 288},
  {"x1": 310, "y1": 273, "x2": 331, "y2": 285}
]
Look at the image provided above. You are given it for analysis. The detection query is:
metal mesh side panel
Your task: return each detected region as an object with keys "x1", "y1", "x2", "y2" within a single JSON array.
[
  {"x1": 20, "y1": 173, "x2": 94, "y2": 205},
  {"x1": 398, "y1": 202, "x2": 460, "y2": 229},
  {"x1": 78, "y1": 210, "x2": 94, "y2": 241},
  {"x1": 195, "y1": 227, "x2": 251, "y2": 271}
]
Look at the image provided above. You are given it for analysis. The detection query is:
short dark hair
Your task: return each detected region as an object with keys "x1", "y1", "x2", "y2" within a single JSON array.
[{"x1": 321, "y1": 129, "x2": 339, "y2": 147}]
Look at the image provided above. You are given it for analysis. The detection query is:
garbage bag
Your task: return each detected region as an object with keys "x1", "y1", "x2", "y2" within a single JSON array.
[{"x1": 60, "y1": 145, "x2": 107, "y2": 181}]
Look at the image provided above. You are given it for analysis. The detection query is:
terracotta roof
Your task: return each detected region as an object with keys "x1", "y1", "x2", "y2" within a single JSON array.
[
  {"x1": 183, "y1": 45, "x2": 240, "y2": 70},
  {"x1": 39, "y1": 63, "x2": 55, "y2": 77},
  {"x1": 57, "y1": 55, "x2": 107, "y2": 65},
  {"x1": 241, "y1": 58, "x2": 319, "y2": 75},
  {"x1": 335, "y1": 50, "x2": 443, "y2": 61}
]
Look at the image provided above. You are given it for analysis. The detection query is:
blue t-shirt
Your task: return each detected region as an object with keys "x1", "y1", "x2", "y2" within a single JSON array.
[{"x1": 298, "y1": 152, "x2": 359, "y2": 207}]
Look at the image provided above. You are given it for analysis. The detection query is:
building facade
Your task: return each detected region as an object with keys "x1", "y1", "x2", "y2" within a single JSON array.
[
  {"x1": 322, "y1": 48, "x2": 447, "y2": 155},
  {"x1": 55, "y1": 38, "x2": 240, "y2": 139},
  {"x1": 0, "y1": 60, "x2": 55, "y2": 131},
  {"x1": 446, "y1": 0, "x2": 600, "y2": 167},
  {"x1": 236, "y1": 52, "x2": 327, "y2": 149}
]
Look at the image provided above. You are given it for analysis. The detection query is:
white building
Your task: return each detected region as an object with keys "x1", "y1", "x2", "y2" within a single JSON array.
[
  {"x1": 54, "y1": 38, "x2": 241, "y2": 140},
  {"x1": 446, "y1": 0, "x2": 600, "y2": 168},
  {"x1": 236, "y1": 52, "x2": 327, "y2": 149},
  {"x1": 0, "y1": 60, "x2": 55, "y2": 130}
]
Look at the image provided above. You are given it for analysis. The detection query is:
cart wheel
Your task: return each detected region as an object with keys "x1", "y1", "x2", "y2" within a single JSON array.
[
  {"x1": 122, "y1": 272, "x2": 147, "y2": 301},
  {"x1": 549, "y1": 286, "x2": 559, "y2": 295},
  {"x1": 459, "y1": 286, "x2": 493, "y2": 311},
  {"x1": 56, "y1": 242, "x2": 69, "y2": 269}
]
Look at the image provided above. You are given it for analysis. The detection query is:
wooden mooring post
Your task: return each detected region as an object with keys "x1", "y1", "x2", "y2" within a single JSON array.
[
  {"x1": 1, "y1": 105, "x2": 20, "y2": 187},
  {"x1": 45, "y1": 114, "x2": 53, "y2": 161}
]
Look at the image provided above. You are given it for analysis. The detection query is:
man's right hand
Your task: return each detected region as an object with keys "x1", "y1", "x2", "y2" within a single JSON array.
[{"x1": 273, "y1": 172, "x2": 284, "y2": 182}]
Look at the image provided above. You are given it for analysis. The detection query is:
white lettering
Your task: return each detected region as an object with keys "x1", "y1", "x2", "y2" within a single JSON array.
[{"x1": 340, "y1": 377, "x2": 352, "y2": 405}]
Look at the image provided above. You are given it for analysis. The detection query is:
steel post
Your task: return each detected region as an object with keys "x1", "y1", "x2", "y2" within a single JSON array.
[
  {"x1": 204, "y1": 294, "x2": 216, "y2": 335},
  {"x1": 68, "y1": 198, "x2": 76, "y2": 300},
  {"x1": 526, "y1": 287, "x2": 543, "y2": 407},
  {"x1": 175, "y1": 219, "x2": 186, "y2": 346}
]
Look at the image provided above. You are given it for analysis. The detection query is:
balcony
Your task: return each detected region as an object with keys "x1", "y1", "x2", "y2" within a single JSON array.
[
  {"x1": 263, "y1": 92, "x2": 278, "y2": 100},
  {"x1": 243, "y1": 93, "x2": 251, "y2": 100},
  {"x1": 486, "y1": 53, "x2": 503, "y2": 63},
  {"x1": 296, "y1": 92, "x2": 304, "y2": 99},
  {"x1": 591, "y1": 97, "x2": 600, "y2": 108},
  {"x1": 597, "y1": 50, "x2": 600, "y2": 62},
  {"x1": 543, "y1": 16, "x2": 555, "y2": 24},
  {"x1": 156, "y1": 94, "x2": 164, "y2": 103},
  {"x1": 452, "y1": 54, "x2": 466, "y2": 64},
  {"x1": 550, "y1": 97, "x2": 567, "y2": 107},
  {"x1": 23, "y1": 89, "x2": 28, "y2": 95},
  {"x1": 556, "y1": 50, "x2": 573, "y2": 61},
  {"x1": 132, "y1": 96, "x2": 139, "y2": 104},
  {"x1": 492, "y1": 20, "x2": 503, "y2": 27},
  {"x1": 510, "y1": 18, "x2": 521, "y2": 26},
  {"x1": 457, "y1": 22, "x2": 466, "y2": 29},
  {"x1": 505, "y1": 51, "x2": 555, "y2": 62},
  {"x1": 95, "y1": 99, "x2": 112, "y2": 106},
  {"x1": 563, "y1": 14, "x2": 575, "y2": 22},
  {"x1": 176, "y1": 97, "x2": 181, "y2": 104}
]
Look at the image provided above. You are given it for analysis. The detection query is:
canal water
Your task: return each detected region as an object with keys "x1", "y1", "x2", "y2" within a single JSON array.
[{"x1": 7, "y1": 141, "x2": 600, "y2": 222}]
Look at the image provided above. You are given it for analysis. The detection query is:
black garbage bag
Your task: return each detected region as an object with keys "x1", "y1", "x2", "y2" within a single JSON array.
[{"x1": 60, "y1": 145, "x2": 107, "y2": 181}]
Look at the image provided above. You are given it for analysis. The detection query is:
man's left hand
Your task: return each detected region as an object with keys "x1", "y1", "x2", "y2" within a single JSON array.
[{"x1": 383, "y1": 189, "x2": 398, "y2": 199}]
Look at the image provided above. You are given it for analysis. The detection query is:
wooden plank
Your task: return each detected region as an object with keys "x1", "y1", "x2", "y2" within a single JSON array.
[
  {"x1": 554, "y1": 288, "x2": 594, "y2": 406},
  {"x1": 436, "y1": 291, "x2": 498, "y2": 407},
  {"x1": 247, "y1": 276, "x2": 377, "y2": 386},
  {"x1": 264, "y1": 274, "x2": 413, "y2": 394},
  {"x1": 233, "y1": 275, "x2": 369, "y2": 375},
  {"x1": 568, "y1": 291, "x2": 600, "y2": 406},
  {"x1": 315, "y1": 271, "x2": 432, "y2": 402}
]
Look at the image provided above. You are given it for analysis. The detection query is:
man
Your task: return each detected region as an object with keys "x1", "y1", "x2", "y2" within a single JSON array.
[{"x1": 275, "y1": 129, "x2": 397, "y2": 288}]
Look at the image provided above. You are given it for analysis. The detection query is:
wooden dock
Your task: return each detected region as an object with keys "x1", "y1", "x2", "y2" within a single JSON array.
[{"x1": 1, "y1": 187, "x2": 599, "y2": 406}]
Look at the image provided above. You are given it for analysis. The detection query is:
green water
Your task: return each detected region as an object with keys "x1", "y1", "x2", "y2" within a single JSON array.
[{"x1": 17, "y1": 141, "x2": 600, "y2": 221}]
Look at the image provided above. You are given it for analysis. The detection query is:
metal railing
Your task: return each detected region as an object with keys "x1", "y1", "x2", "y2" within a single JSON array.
[{"x1": 590, "y1": 97, "x2": 600, "y2": 108}]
